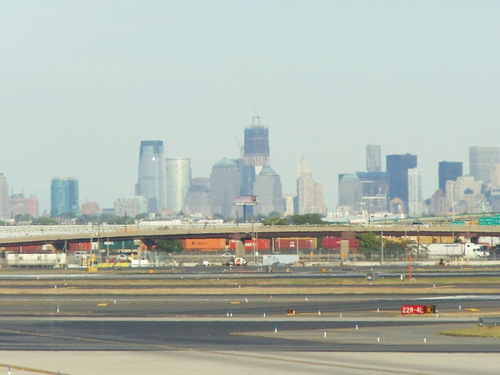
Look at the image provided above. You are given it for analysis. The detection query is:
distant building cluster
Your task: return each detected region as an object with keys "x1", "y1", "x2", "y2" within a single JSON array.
[
  {"x1": 1, "y1": 122, "x2": 499, "y2": 222},
  {"x1": 337, "y1": 145, "x2": 500, "y2": 218},
  {"x1": 122, "y1": 116, "x2": 325, "y2": 220}
]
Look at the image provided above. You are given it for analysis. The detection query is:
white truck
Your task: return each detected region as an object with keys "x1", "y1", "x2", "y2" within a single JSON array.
[{"x1": 425, "y1": 243, "x2": 489, "y2": 259}]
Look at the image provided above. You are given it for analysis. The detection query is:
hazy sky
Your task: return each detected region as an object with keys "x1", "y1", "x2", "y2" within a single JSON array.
[{"x1": 1, "y1": 1, "x2": 500, "y2": 214}]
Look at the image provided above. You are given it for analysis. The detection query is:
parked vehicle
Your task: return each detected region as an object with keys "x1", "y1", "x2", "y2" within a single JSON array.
[
  {"x1": 425, "y1": 243, "x2": 489, "y2": 259},
  {"x1": 234, "y1": 258, "x2": 247, "y2": 266}
]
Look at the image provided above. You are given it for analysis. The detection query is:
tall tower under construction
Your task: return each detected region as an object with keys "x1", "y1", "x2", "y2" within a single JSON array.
[{"x1": 243, "y1": 116, "x2": 270, "y2": 170}]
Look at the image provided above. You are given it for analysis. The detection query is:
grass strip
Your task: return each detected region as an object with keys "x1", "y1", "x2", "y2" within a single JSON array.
[{"x1": 441, "y1": 326, "x2": 500, "y2": 338}]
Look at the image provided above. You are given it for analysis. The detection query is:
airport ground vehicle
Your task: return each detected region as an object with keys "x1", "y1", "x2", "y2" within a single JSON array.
[
  {"x1": 425, "y1": 243, "x2": 489, "y2": 259},
  {"x1": 234, "y1": 258, "x2": 247, "y2": 266}
]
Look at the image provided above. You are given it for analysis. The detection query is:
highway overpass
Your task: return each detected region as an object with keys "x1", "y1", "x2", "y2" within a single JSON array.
[{"x1": 0, "y1": 223, "x2": 499, "y2": 250}]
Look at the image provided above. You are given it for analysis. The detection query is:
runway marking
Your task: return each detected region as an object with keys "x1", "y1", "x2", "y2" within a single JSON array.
[
  {"x1": 0, "y1": 328, "x2": 188, "y2": 352},
  {"x1": 0, "y1": 363, "x2": 68, "y2": 375},
  {"x1": 0, "y1": 328, "x2": 118, "y2": 344},
  {"x1": 191, "y1": 348, "x2": 430, "y2": 374}
]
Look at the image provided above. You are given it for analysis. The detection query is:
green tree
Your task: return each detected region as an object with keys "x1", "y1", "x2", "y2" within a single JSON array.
[
  {"x1": 14, "y1": 214, "x2": 33, "y2": 223},
  {"x1": 288, "y1": 214, "x2": 324, "y2": 225},
  {"x1": 135, "y1": 213, "x2": 148, "y2": 221},
  {"x1": 356, "y1": 232, "x2": 380, "y2": 254},
  {"x1": 154, "y1": 239, "x2": 183, "y2": 253},
  {"x1": 31, "y1": 217, "x2": 58, "y2": 225},
  {"x1": 262, "y1": 217, "x2": 288, "y2": 226}
]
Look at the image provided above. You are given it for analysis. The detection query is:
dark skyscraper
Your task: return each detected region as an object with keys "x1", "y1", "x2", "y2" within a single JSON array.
[
  {"x1": 386, "y1": 153, "x2": 417, "y2": 213},
  {"x1": 241, "y1": 116, "x2": 271, "y2": 217},
  {"x1": 243, "y1": 117, "x2": 270, "y2": 168},
  {"x1": 438, "y1": 161, "x2": 463, "y2": 192},
  {"x1": 366, "y1": 145, "x2": 382, "y2": 172},
  {"x1": 137, "y1": 140, "x2": 166, "y2": 214}
]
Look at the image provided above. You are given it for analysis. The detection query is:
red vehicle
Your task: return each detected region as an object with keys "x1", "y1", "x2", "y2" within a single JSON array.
[{"x1": 234, "y1": 258, "x2": 247, "y2": 266}]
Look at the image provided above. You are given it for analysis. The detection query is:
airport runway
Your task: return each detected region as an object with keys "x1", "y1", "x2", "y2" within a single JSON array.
[{"x1": 0, "y1": 270, "x2": 498, "y2": 374}]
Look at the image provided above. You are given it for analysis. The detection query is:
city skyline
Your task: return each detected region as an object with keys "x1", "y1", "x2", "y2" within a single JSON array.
[
  {"x1": 1, "y1": 2, "x2": 499, "y2": 213},
  {"x1": 1, "y1": 141, "x2": 500, "y2": 218}
]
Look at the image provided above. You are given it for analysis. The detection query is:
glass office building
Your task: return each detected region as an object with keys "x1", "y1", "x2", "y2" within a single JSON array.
[{"x1": 50, "y1": 177, "x2": 79, "y2": 217}]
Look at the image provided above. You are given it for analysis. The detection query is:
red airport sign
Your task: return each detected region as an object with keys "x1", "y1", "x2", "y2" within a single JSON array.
[
  {"x1": 401, "y1": 305, "x2": 425, "y2": 314},
  {"x1": 401, "y1": 305, "x2": 436, "y2": 314}
]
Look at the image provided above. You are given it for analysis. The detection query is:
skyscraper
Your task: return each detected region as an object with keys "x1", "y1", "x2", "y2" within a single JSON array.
[
  {"x1": 253, "y1": 166, "x2": 284, "y2": 217},
  {"x1": 438, "y1": 161, "x2": 463, "y2": 192},
  {"x1": 297, "y1": 159, "x2": 326, "y2": 215},
  {"x1": 8, "y1": 194, "x2": 39, "y2": 219},
  {"x1": 137, "y1": 140, "x2": 166, "y2": 214},
  {"x1": 386, "y1": 153, "x2": 417, "y2": 213},
  {"x1": 356, "y1": 171, "x2": 390, "y2": 214},
  {"x1": 407, "y1": 168, "x2": 422, "y2": 217},
  {"x1": 185, "y1": 178, "x2": 212, "y2": 218},
  {"x1": 210, "y1": 158, "x2": 241, "y2": 219},
  {"x1": 366, "y1": 145, "x2": 381, "y2": 172},
  {"x1": 491, "y1": 164, "x2": 500, "y2": 189},
  {"x1": 469, "y1": 146, "x2": 500, "y2": 187},
  {"x1": 243, "y1": 116, "x2": 270, "y2": 169},
  {"x1": 50, "y1": 177, "x2": 79, "y2": 217},
  {"x1": 0, "y1": 174, "x2": 8, "y2": 219},
  {"x1": 165, "y1": 158, "x2": 191, "y2": 214},
  {"x1": 338, "y1": 174, "x2": 362, "y2": 213},
  {"x1": 240, "y1": 116, "x2": 272, "y2": 217}
]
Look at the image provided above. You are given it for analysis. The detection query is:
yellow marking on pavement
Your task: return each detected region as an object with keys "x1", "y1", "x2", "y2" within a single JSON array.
[
  {"x1": 465, "y1": 307, "x2": 480, "y2": 312},
  {"x1": 0, "y1": 363, "x2": 68, "y2": 375},
  {"x1": 97, "y1": 303, "x2": 109, "y2": 307},
  {"x1": 230, "y1": 301, "x2": 241, "y2": 304}
]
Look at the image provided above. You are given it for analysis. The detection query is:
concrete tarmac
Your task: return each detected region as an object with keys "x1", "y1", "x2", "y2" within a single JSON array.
[{"x1": 0, "y1": 350, "x2": 499, "y2": 375}]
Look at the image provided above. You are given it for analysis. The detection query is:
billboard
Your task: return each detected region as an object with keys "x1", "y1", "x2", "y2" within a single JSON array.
[{"x1": 234, "y1": 195, "x2": 258, "y2": 205}]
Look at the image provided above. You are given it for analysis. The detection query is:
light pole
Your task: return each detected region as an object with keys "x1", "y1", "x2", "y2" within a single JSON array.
[{"x1": 380, "y1": 229, "x2": 384, "y2": 264}]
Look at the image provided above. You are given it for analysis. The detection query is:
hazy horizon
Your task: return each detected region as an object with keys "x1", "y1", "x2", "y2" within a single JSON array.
[{"x1": 1, "y1": 2, "x2": 499, "y2": 214}]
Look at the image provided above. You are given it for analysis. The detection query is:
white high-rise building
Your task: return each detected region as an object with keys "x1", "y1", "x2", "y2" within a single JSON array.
[
  {"x1": 296, "y1": 159, "x2": 326, "y2": 215},
  {"x1": 469, "y1": 146, "x2": 500, "y2": 187},
  {"x1": 407, "y1": 168, "x2": 422, "y2": 217},
  {"x1": 490, "y1": 164, "x2": 500, "y2": 189},
  {"x1": 165, "y1": 158, "x2": 191, "y2": 215},
  {"x1": 0, "y1": 173, "x2": 8, "y2": 219}
]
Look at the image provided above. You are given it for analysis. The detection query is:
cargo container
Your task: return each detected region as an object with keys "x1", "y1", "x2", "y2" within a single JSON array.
[
  {"x1": 3, "y1": 245, "x2": 44, "y2": 253},
  {"x1": 99, "y1": 240, "x2": 137, "y2": 251},
  {"x1": 229, "y1": 239, "x2": 271, "y2": 251},
  {"x1": 322, "y1": 237, "x2": 358, "y2": 250},
  {"x1": 478, "y1": 237, "x2": 500, "y2": 247},
  {"x1": 69, "y1": 242, "x2": 92, "y2": 251},
  {"x1": 417, "y1": 236, "x2": 455, "y2": 244},
  {"x1": 275, "y1": 238, "x2": 317, "y2": 252},
  {"x1": 182, "y1": 238, "x2": 227, "y2": 251},
  {"x1": 6, "y1": 253, "x2": 66, "y2": 267}
]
